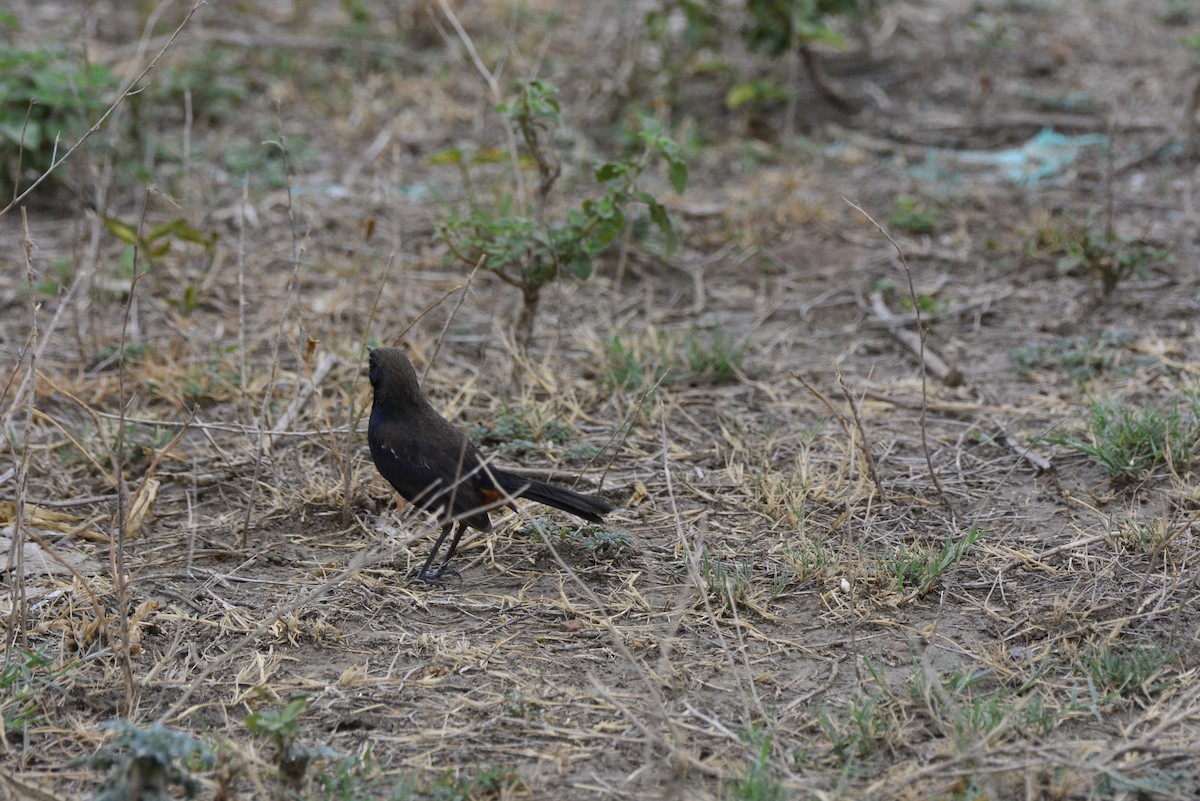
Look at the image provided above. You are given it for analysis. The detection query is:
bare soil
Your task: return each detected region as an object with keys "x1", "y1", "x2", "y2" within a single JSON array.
[{"x1": 3, "y1": 1, "x2": 1200, "y2": 799}]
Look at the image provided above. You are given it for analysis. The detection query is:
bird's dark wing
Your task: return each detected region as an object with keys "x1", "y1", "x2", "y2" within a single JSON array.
[{"x1": 368, "y1": 413, "x2": 493, "y2": 531}]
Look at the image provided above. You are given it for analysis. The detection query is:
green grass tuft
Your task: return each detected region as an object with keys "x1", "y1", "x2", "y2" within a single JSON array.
[{"x1": 1047, "y1": 395, "x2": 1200, "y2": 483}]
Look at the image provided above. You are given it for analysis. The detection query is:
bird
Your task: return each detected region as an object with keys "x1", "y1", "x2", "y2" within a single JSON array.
[{"x1": 366, "y1": 347, "x2": 613, "y2": 584}]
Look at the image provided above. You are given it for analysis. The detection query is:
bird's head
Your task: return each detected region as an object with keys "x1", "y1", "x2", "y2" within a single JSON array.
[{"x1": 368, "y1": 347, "x2": 426, "y2": 410}]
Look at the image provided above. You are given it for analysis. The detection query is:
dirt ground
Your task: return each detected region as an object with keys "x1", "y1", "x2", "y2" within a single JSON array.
[{"x1": 3, "y1": 0, "x2": 1200, "y2": 799}]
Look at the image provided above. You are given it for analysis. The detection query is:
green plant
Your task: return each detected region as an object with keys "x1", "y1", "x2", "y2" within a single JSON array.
[
  {"x1": 0, "y1": 648, "x2": 76, "y2": 733},
  {"x1": 0, "y1": 40, "x2": 118, "y2": 193},
  {"x1": 897, "y1": 292, "x2": 950, "y2": 318},
  {"x1": 888, "y1": 194, "x2": 938, "y2": 234},
  {"x1": 643, "y1": 0, "x2": 728, "y2": 117},
  {"x1": 143, "y1": 45, "x2": 252, "y2": 126},
  {"x1": 1051, "y1": 222, "x2": 1172, "y2": 296},
  {"x1": 872, "y1": 277, "x2": 949, "y2": 318},
  {"x1": 94, "y1": 341, "x2": 153, "y2": 367},
  {"x1": 726, "y1": 79, "x2": 791, "y2": 112},
  {"x1": 781, "y1": 536, "x2": 831, "y2": 578},
  {"x1": 741, "y1": 0, "x2": 872, "y2": 110},
  {"x1": 520, "y1": 520, "x2": 633, "y2": 563},
  {"x1": 561, "y1": 439, "x2": 600, "y2": 463},
  {"x1": 909, "y1": 666, "x2": 1059, "y2": 746},
  {"x1": 470, "y1": 402, "x2": 577, "y2": 458},
  {"x1": 702, "y1": 553, "x2": 754, "y2": 608},
  {"x1": 730, "y1": 725, "x2": 785, "y2": 801},
  {"x1": 316, "y1": 746, "x2": 380, "y2": 801},
  {"x1": 103, "y1": 216, "x2": 218, "y2": 313},
  {"x1": 1111, "y1": 518, "x2": 1170, "y2": 557},
  {"x1": 423, "y1": 765, "x2": 522, "y2": 801},
  {"x1": 245, "y1": 695, "x2": 334, "y2": 795},
  {"x1": 1165, "y1": 1, "x2": 1194, "y2": 27},
  {"x1": 682, "y1": 323, "x2": 749, "y2": 383},
  {"x1": 599, "y1": 331, "x2": 671, "y2": 393},
  {"x1": 437, "y1": 80, "x2": 687, "y2": 347},
  {"x1": 337, "y1": 0, "x2": 374, "y2": 38},
  {"x1": 752, "y1": 467, "x2": 809, "y2": 524},
  {"x1": 599, "y1": 326, "x2": 748, "y2": 394},
  {"x1": 641, "y1": 1, "x2": 874, "y2": 126},
  {"x1": 887, "y1": 525, "x2": 980, "y2": 596},
  {"x1": 817, "y1": 694, "x2": 899, "y2": 764},
  {"x1": 111, "y1": 421, "x2": 173, "y2": 470},
  {"x1": 1046, "y1": 396, "x2": 1200, "y2": 483},
  {"x1": 742, "y1": 0, "x2": 860, "y2": 55},
  {"x1": 1009, "y1": 331, "x2": 1138, "y2": 383},
  {"x1": 968, "y1": 12, "x2": 1015, "y2": 52},
  {"x1": 89, "y1": 721, "x2": 213, "y2": 801},
  {"x1": 1083, "y1": 642, "x2": 1175, "y2": 700},
  {"x1": 220, "y1": 134, "x2": 310, "y2": 189},
  {"x1": 503, "y1": 693, "x2": 542, "y2": 720},
  {"x1": 568, "y1": 526, "x2": 635, "y2": 557},
  {"x1": 181, "y1": 366, "x2": 233, "y2": 403},
  {"x1": 33, "y1": 257, "x2": 75, "y2": 296}
]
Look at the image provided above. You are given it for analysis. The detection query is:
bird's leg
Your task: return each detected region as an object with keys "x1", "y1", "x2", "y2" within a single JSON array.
[
  {"x1": 438, "y1": 521, "x2": 468, "y2": 570},
  {"x1": 413, "y1": 521, "x2": 466, "y2": 585}
]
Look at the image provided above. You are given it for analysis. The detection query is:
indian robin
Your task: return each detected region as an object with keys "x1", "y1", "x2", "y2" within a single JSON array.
[{"x1": 367, "y1": 347, "x2": 612, "y2": 584}]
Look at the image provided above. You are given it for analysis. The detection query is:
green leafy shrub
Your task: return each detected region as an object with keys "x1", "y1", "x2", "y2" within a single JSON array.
[
  {"x1": 89, "y1": 722, "x2": 212, "y2": 801},
  {"x1": 436, "y1": 80, "x2": 687, "y2": 347},
  {"x1": 245, "y1": 695, "x2": 335, "y2": 794},
  {"x1": 0, "y1": 40, "x2": 117, "y2": 194},
  {"x1": 741, "y1": 0, "x2": 862, "y2": 55},
  {"x1": 1027, "y1": 212, "x2": 1172, "y2": 296},
  {"x1": 1055, "y1": 224, "x2": 1172, "y2": 296}
]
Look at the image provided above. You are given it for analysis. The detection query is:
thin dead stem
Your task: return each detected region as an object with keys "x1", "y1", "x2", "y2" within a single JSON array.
[
  {"x1": 341, "y1": 247, "x2": 399, "y2": 524},
  {"x1": 435, "y1": 0, "x2": 526, "y2": 213},
  {"x1": 110, "y1": 188, "x2": 158, "y2": 715},
  {"x1": 239, "y1": 111, "x2": 309, "y2": 547},
  {"x1": 237, "y1": 176, "x2": 250, "y2": 423},
  {"x1": 421, "y1": 257, "x2": 484, "y2": 386},
  {"x1": 843, "y1": 197, "x2": 949, "y2": 512},
  {"x1": 3, "y1": 209, "x2": 40, "y2": 654},
  {"x1": 834, "y1": 363, "x2": 885, "y2": 500}
]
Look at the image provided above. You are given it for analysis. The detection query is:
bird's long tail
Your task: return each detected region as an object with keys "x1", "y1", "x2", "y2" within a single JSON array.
[{"x1": 494, "y1": 472, "x2": 612, "y2": 522}]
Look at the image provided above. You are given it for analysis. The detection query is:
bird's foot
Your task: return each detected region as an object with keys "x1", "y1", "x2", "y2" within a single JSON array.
[{"x1": 411, "y1": 564, "x2": 462, "y2": 587}]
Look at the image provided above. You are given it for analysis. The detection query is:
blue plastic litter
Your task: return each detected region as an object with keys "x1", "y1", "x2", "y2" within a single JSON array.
[{"x1": 916, "y1": 128, "x2": 1109, "y2": 187}]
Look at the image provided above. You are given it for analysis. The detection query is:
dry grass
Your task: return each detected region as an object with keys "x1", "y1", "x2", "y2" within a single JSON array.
[{"x1": 3, "y1": 0, "x2": 1200, "y2": 799}]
